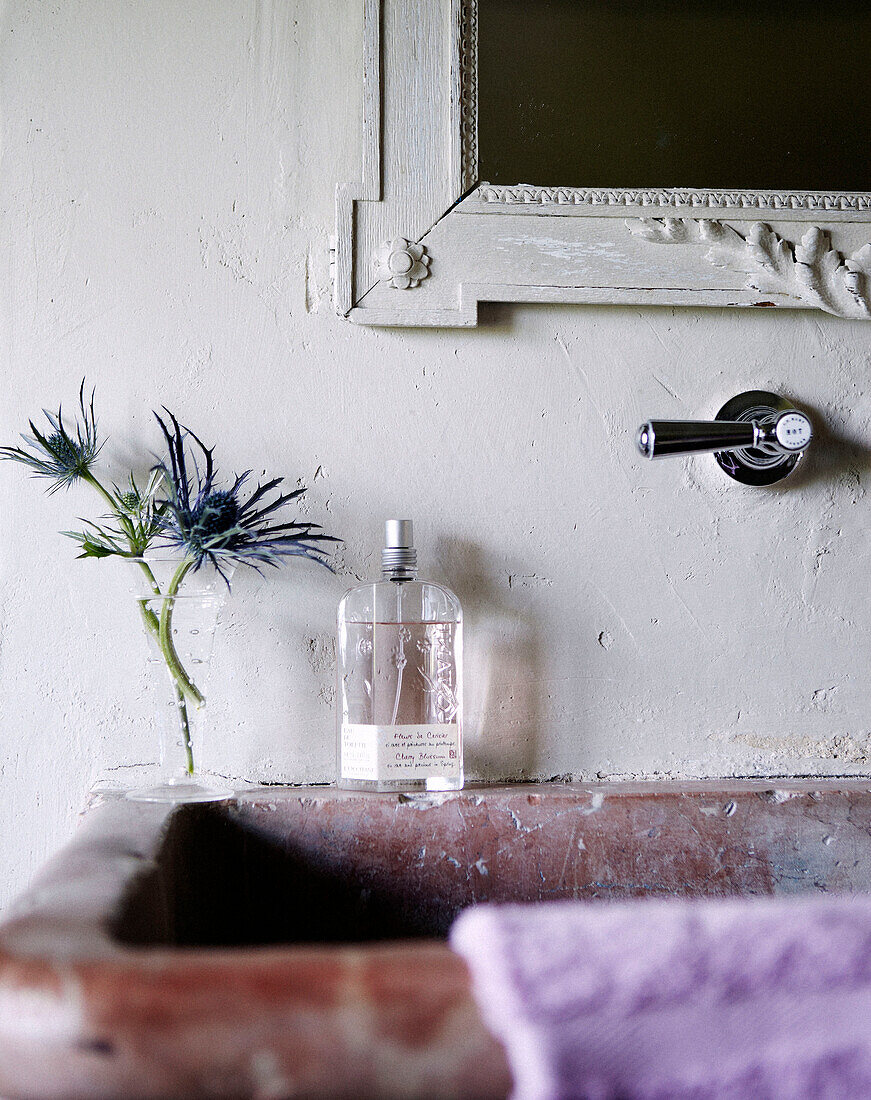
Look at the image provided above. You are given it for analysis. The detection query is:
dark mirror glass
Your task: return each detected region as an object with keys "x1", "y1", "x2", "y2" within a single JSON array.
[{"x1": 478, "y1": 0, "x2": 871, "y2": 192}]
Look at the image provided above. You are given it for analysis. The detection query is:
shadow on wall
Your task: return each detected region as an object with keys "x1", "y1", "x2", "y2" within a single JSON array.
[
  {"x1": 785, "y1": 402, "x2": 871, "y2": 492},
  {"x1": 437, "y1": 537, "x2": 544, "y2": 781}
]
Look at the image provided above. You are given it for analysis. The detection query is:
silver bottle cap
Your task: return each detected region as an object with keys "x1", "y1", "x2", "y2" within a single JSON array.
[{"x1": 382, "y1": 519, "x2": 417, "y2": 579}]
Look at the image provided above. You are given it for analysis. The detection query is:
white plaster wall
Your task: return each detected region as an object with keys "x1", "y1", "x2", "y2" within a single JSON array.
[{"x1": 1, "y1": 0, "x2": 870, "y2": 908}]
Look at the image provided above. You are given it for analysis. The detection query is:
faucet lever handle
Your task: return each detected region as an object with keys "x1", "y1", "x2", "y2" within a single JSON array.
[
  {"x1": 636, "y1": 419, "x2": 758, "y2": 459},
  {"x1": 635, "y1": 390, "x2": 812, "y2": 486}
]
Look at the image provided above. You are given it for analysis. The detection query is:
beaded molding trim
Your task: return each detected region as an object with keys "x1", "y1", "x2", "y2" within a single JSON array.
[{"x1": 475, "y1": 185, "x2": 871, "y2": 212}]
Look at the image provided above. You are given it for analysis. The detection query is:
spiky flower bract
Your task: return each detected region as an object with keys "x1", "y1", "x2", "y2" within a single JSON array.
[
  {"x1": 153, "y1": 410, "x2": 338, "y2": 582},
  {"x1": 63, "y1": 469, "x2": 167, "y2": 559},
  {"x1": 0, "y1": 381, "x2": 102, "y2": 493}
]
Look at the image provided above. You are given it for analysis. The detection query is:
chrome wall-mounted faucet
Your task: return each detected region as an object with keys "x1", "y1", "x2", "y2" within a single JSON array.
[{"x1": 636, "y1": 390, "x2": 812, "y2": 485}]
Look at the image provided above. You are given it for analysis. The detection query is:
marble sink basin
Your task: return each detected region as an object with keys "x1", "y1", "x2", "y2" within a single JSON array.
[{"x1": 2, "y1": 780, "x2": 871, "y2": 1098}]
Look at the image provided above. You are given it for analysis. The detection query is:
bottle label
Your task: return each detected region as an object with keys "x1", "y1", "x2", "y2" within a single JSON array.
[{"x1": 341, "y1": 723, "x2": 461, "y2": 781}]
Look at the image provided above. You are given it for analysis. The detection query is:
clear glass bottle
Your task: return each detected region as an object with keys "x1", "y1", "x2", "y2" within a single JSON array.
[{"x1": 337, "y1": 520, "x2": 463, "y2": 792}]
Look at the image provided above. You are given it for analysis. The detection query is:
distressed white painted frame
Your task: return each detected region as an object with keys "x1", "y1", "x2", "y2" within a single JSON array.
[{"x1": 335, "y1": 0, "x2": 871, "y2": 327}]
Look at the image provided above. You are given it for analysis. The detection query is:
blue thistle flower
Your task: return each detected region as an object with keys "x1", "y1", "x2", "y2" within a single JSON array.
[
  {"x1": 153, "y1": 409, "x2": 339, "y2": 580},
  {"x1": 0, "y1": 381, "x2": 102, "y2": 493}
]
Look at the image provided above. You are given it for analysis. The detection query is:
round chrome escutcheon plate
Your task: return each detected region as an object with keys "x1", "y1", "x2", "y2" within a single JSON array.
[{"x1": 713, "y1": 390, "x2": 805, "y2": 486}]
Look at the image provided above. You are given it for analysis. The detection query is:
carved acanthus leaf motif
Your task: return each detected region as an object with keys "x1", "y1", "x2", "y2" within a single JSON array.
[{"x1": 627, "y1": 218, "x2": 871, "y2": 319}]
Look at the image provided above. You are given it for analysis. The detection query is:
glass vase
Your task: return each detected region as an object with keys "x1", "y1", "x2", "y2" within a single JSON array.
[{"x1": 125, "y1": 555, "x2": 235, "y2": 803}]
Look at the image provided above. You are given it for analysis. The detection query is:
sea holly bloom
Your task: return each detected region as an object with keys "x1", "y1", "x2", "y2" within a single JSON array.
[
  {"x1": 0, "y1": 386, "x2": 195, "y2": 727},
  {"x1": 1, "y1": 385, "x2": 339, "y2": 783},
  {"x1": 64, "y1": 470, "x2": 167, "y2": 560},
  {"x1": 0, "y1": 383, "x2": 163, "y2": 561},
  {"x1": 143, "y1": 410, "x2": 340, "y2": 768},
  {"x1": 0, "y1": 381, "x2": 102, "y2": 493},
  {"x1": 153, "y1": 409, "x2": 338, "y2": 583}
]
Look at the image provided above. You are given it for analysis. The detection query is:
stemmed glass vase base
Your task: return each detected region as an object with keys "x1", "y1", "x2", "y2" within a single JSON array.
[{"x1": 126, "y1": 776, "x2": 234, "y2": 804}]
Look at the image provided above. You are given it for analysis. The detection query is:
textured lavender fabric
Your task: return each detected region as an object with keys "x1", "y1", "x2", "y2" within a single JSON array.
[{"x1": 449, "y1": 895, "x2": 871, "y2": 1100}]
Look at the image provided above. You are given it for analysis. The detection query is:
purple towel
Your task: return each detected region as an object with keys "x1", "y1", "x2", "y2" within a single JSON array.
[{"x1": 450, "y1": 895, "x2": 871, "y2": 1100}]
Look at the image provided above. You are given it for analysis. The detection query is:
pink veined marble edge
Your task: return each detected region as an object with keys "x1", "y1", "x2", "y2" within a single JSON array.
[{"x1": 3, "y1": 780, "x2": 871, "y2": 1099}]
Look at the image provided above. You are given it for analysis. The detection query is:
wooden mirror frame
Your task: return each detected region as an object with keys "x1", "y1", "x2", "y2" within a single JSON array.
[{"x1": 334, "y1": 0, "x2": 871, "y2": 327}]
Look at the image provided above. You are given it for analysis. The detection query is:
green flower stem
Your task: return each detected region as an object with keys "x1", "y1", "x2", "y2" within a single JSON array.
[
  {"x1": 80, "y1": 470, "x2": 198, "y2": 696},
  {"x1": 80, "y1": 470, "x2": 138, "y2": 544},
  {"x1": 139, "y1": 561, "x2": 202, "y2": 708},
  {"x1": 134, "y1": 561, "x2": 163, "y2": 652},
  {"x1": 158, "y1": 556, "x2": 204, "y2": 709},
  {"x1": 81, "y1": 470, "x2": 201, "y2": 775},
  {"x1": 135, "y1": 597, "x2": 195, "y2": 773},
  {"x1": 137, "y1": 599, "x2": 160, "y2": 640},
  {"x1": 80, "y1": 469, "x2": 122, "y2": 515},
  {"x1": 175, "y1": 683, "x2": 194, "y2": 775}
]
